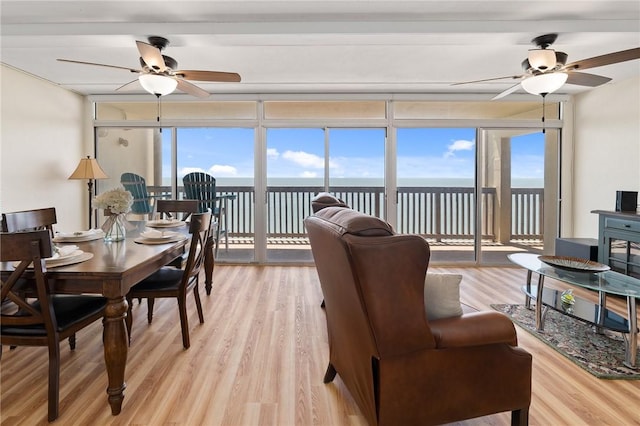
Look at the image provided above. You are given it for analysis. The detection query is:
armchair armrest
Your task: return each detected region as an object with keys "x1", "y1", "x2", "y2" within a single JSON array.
[{"x1": 429, "y1": 311, "x2": 518, "y2": 348}]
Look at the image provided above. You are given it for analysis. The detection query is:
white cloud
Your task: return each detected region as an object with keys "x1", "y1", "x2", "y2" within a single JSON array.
[
  {"x1": 300, "y1": 171, "x2": 318, "y2": 178},
  {"x1": 209, "y1": 164, "x2": 238, "y2": 176},
  {"x1": 179, "y1": 167, "x2": 206, "y2": 177},
  {"x1": 445, "y1": 139, "x2": 475, "y2": 157},
  {"x1": 282, "y1": 150, "x2": 324, "y2": 168},
  {"x1": 267, "y1": 148, "x2": 279, "y2": 159}
]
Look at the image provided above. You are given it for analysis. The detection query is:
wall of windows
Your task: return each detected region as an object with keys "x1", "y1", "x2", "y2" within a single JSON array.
[{"x1": 94, "y1": 97, "x2": 562, "y2": 265}]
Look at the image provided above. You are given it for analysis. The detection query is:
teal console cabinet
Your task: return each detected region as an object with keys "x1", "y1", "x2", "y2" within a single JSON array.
[{"x1": 592, "y1": 210, "x2": 640, "y2": 279}]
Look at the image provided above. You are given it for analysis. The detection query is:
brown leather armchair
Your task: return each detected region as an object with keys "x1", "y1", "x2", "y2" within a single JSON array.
[{"x1": 304, "y1": 206, "x2": 532, "y2": 426}]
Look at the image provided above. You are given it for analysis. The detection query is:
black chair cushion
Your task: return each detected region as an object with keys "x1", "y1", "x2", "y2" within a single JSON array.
[
  {"x1": 132, "y1": 267, "x2": 184, "y2": 292},
  {"x1": 1, "y1": 295, "x2": 106, "y2": 336}
]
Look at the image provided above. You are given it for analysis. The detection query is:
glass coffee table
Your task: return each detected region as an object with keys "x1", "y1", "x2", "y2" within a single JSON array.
[{"x1": 508, "y1": 252, "x2": 640, "y2": 369}]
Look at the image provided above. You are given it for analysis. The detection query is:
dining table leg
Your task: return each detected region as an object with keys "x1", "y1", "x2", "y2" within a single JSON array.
[{"x1": 103, "y1": 295, "x2": 129, "y2": 415}]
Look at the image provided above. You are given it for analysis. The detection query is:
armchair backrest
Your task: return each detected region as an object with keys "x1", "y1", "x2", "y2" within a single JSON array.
[
  {"x1": 120, "y1": 172, "x2": 153, "y2": 215},
  {"x1": 182, "y1": 172, "x2": 218, "y2": 214}
]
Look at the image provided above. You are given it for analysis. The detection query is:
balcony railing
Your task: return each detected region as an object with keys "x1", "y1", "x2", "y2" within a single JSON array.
[{"x1": 147, "y1": 185, "x2": 544, "y2": 242}]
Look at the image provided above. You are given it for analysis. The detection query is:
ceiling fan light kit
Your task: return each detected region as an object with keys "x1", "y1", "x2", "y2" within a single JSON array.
[
  {"x1": 139, "y1": 74, "x2": 178, "y2": 96},
  {"x1": 521, "y1": 72, "x2": 568, "y2": 95},
  {"x1": 528, "y1": 49, "x2": 557, "y2": 71}
]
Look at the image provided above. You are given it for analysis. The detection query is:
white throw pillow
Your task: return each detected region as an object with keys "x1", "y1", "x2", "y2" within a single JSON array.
[{"x1": 423, "y1": 273, "x2": 463, "y2": 321}]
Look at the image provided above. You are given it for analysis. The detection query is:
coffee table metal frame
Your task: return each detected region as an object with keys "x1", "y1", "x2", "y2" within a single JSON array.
[{"x1": 508, "y1": 253, "x2": 640, "y2": 369}]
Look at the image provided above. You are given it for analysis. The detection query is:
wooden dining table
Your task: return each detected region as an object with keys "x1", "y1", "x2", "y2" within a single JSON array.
[{"x1": 2, "y1": 221, "x2": 193, "y2": 416}]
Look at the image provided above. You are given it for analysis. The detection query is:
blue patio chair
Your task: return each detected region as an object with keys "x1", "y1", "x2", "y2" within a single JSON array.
[
  {"x1": 182, "y1": 172, "x2": 228, "y2": 255},
  {"x1": 120, "y1": 172, "x2": 153, "y2": 218}
]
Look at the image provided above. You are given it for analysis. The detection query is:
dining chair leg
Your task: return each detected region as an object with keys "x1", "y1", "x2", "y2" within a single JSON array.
[
  {"x1": 47, "y1": 342, "x2": 61, "y2": 421},
  {"x1": 323, "y1": 363, "x2": 337, "y2": 383},
  {"x1": 178, "y1": 294, "x2": 190, "y2": 349},
  {"x1": 194, "y1": 283, "x2": 204, "y2": 324},
  {"x1": 68, "y1": 334, "x2": 76, "y2": 350},
  {"x1": 125, "y1": 297, "x2": 133, "y2": 346},
  {"x1": 204, "y1": 234, "x2": 215, "y2": 295},
  {"x1": 147, "y1": 298, "x2": 155, "y2": 324}
]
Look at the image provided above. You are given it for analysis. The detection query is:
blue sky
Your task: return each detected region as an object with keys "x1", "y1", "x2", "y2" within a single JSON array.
[{"x1": 166, "y1": 127, "x2": 544, "y2": 183}]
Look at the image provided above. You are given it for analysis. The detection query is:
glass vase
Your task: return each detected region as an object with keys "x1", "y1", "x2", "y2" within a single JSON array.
[{"x1": 103, "y1": 212, "x2": 126, "y2": 242}]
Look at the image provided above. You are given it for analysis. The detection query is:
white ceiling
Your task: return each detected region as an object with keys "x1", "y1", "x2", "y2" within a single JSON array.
[{"x1": 2, "y1": 0, "x2": 639, "y2": 99}]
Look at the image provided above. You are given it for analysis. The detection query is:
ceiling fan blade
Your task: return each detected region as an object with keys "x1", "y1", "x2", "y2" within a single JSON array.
[
  {"x1": 57, "y1": 59, "x2": 140, "y2": 73},
  {"x1": 175, "y1": 70, "x2": 241, "y2": 83},
  {"x1": 176, "y1": 79, "x2": 210, "y2": 98},
  {"x1": 136, "y1": 40, "x2": 167, "y2": 72},
  {"x1": 452, "y1": 74, "x2": 523, "y2": 86},
  {"x1": 566, "y1": 72, "x2": 612, "y2": 87},
  {"x1": 492, "y1": 83, "x2": 522, "y2": 100},
  {"x1": 115, "y1": 79, "x2": 141, "y2": 92},
  {"x1": 564, "y1": 47, "x2": 640, "y2": 71}
]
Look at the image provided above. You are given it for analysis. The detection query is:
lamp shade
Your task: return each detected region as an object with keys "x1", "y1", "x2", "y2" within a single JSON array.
[
  {"x1": 528, "y1": 49, "x2": 557, "y2": 71},
  {"x1": 139, "y1": 74, "x2": 178, "y2": 96},
  {"x1": 68, "y1": 156, "x2": 109, "y2": 180},
  {"x1": 521, "y1": 72, "x2": 568, "y2": 95}
]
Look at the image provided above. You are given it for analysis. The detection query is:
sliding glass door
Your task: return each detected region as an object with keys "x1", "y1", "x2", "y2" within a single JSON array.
[
  {"x1": 395, "y1": 127, "x2": 558, "y2": 265},
  {"x1": 265, "y1": 127, "x2": 385, "y2": 262},
  {"x1": 176, "y1": 128, "x2": 255, "y2": 262},
  {"x1": 396, "y1": 128, "x2": 477, "y2": 262},
  {"x1": 478, "y1": 128, "x2": 558, "y2": 265},
  {"x1": 265, "y1": 128, "x2": 324, "y2": 262}
]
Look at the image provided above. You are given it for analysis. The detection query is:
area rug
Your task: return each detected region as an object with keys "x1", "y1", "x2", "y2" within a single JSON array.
[{"x1": 491, "y1": 304, "x2": 640, "y2": 380}]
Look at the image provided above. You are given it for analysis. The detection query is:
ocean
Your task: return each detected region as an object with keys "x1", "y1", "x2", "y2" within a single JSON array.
[{"x1": 211, "y1": 177, "x2": 543, "y2": 189}]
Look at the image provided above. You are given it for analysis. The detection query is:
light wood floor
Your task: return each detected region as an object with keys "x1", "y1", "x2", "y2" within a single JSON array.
[{"x1": 1, "y1": 265, "x2": 639, "y2": 425}]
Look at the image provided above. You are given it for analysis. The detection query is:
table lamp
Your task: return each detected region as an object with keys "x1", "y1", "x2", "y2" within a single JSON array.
[{"x1": 68, "y1": 156, "x2": 109, "y2": 229}]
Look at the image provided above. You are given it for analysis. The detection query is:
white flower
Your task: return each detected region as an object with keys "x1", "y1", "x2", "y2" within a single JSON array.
[{"x1": 94, "y1": 187, "x2": 134, "y2": 214}]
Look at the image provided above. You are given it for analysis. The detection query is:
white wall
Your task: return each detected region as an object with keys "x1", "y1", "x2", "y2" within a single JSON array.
[
  {"x1": 571, "y1": 76, "x2": 640, "y2": 237},
  {"x1": 1, "y1": 65, "x2": 91, "y2": 231}
]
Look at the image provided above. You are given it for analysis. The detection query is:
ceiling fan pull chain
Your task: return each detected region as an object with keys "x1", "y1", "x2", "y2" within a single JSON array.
[
  {"x1": 541, "y1": 93, "x2": 546, "y2": 134},
  {"x1": 156, "y1": 93, "x2": 163, "y2": 132}
]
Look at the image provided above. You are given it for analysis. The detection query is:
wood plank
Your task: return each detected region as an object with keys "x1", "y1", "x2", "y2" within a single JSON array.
[{"x1": 1, "y1": 265, "x2": 639, "y2": 425}]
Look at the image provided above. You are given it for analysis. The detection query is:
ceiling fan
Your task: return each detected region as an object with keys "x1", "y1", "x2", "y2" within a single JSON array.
[
  {"x1": 57, "y1": 36, "x2": 241, "y2": 98},
  {"x1": 454, "y1": 33, "x2": 640, "y2": 100}
]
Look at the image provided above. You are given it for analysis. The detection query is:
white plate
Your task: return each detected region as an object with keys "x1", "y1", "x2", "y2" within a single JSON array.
[
  {"x1": 140, "y1": 230, "x2": 179, "y2": 240},
  {"x1": 146, "y1": 219, "x2": 186, "y2": 228},
  {"x1": 54, "y1": 230, "x2": 104, "y2": 242},
  {"x1": 134, "y1": 235, "x2": 186, "y2": 245},
  {"x1": 13, "y1": 250, "x2": 90, "y2": 268},
  {"x1": 47, "y1": 249, "x2": 84, "y2": 263},
  {"x1": 44, "y1": 252, "x2": 93, "y2": 268}
]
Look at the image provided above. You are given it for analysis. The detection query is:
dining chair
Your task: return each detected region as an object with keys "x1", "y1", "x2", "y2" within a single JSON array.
[
  {"x1": 155, "y1": 199, "x2": 206, "y2": 272},
  {"x1": 120, "y1": 172, "x2": 154, "y2": 218},
  {"x1": 125, "y1": 211, "x2": 212, "y2": 349},
  {"x1": 155, "y1": 199, "x2": 199, "y2": 222},
  {"x1": 140, "y1": 199, "x2": 203, "y2": 322},
  {"x1": 1, "y1": 207, "x2": 57, "y2": 236},
  {"x1": 0, "y1": 230, "x2": 107, "y2": 422},
  {"x1": 155, "y1": 199, "x2": 201, "y2": 269},
  {"x1": 1, "y1": 207, "x2": 61, "y2": 350},
  {"x1": 182, "y1": 172, "x2": 228, "y2": 255}
]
